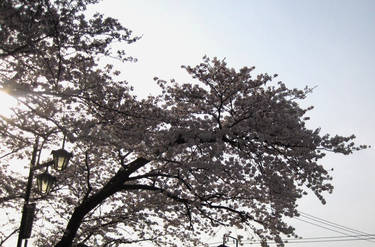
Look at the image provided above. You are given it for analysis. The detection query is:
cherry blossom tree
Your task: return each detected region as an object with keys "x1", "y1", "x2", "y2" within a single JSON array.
[{"x1": 0, "y1": 1, "x2": 367, "y2": 247}]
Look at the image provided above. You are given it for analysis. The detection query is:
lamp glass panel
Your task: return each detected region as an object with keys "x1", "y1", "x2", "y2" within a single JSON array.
[
  {"x1": 40, "y1": 180, "x2": 49, "y2": 193},
  {"x1": 36, "y1": 172, "x2": 56, "y2": 194},
  {"x1": 56, "y1": 156, "x2": 66, "y2": 171}
]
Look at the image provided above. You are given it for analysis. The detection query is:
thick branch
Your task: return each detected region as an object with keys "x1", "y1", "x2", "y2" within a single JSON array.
[{"x1": 54, "y1": 157, "x2": 149, "y2": 247}]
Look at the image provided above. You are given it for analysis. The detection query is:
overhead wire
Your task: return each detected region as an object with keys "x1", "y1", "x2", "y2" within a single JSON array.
[
  {"x1": 203, "y1": 209, "x2": 375, "y2": 246},
  {"x1": 206, "y1": 235, "x2": 375, "y2": 246},
  {"x1": 298, "y1": 210, "x2": 373, "y2": 236},
  {"x1": 294, "y1": 217, "x2": 358, "y2": 237},
  {"x1": 295, "y1": 210, "x2": 375, "y2": 243},
  {"x1": 243, "y1": 235, "x2": 375, "y2": 245}
]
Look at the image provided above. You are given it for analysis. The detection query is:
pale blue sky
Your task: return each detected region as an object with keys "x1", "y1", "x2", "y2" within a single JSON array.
[{"x1": 91, "y1": 1, "x2": 375, "y2": 246}]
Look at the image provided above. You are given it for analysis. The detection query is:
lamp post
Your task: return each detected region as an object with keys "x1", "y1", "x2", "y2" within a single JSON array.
[{"x1": 16, "y1": 137, "x2": 73, "y2": 247}]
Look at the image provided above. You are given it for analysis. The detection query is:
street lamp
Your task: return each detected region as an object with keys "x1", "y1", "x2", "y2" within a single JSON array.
[
  {"x1": 17, "y1": 137, "x2": 73, "y2": 247},
  {"x1": 36, "y1": 170, "x2": 56, "y2": 194},
  {"x1": 52, "y1": 148, "x2": 73, "y2": 171},
  {"x1": 52, "y1": 135, "x2": 73, "y2": 171}
]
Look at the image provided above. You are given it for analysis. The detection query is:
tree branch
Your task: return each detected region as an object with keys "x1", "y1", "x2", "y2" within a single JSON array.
[{"x1": 55, "y1": 157, "x2": 150, "y2": 247}]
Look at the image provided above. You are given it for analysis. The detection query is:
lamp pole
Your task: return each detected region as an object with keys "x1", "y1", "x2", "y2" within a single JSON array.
[
  {"x1": 16, "y1": 136, "x2": 73, "y2": 247},
  {"x1": 17, "y1": 138, "x2": 39, "y2": 247}
]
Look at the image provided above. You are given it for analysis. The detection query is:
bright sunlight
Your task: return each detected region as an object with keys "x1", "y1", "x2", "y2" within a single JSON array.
[{"x1": 0, "y1": 90, "x2": 18, "y2": 118}]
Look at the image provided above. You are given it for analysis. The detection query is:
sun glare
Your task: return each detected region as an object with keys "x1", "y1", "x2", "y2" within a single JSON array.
[{"x1": 0, "y1": 90, "x2": 18, "y2": 118}]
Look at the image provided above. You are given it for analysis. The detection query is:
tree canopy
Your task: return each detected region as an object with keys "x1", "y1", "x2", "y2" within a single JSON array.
[{"x1": 0, "y1": 1, "x2": 367, "y2": 247}]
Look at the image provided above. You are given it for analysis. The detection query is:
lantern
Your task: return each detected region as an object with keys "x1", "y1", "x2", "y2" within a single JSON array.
[
  {"x1": 36, "y1": 171, "x2": 56, "y2": 194},
  {"x1": 51, "y1": 149, "x2": 73, "y2": 171}
]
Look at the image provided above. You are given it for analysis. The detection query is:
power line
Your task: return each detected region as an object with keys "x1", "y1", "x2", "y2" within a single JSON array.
[
  {"x1": 205, "y1": 210, "x2": 375, "y2": 246},
  {"x1": 245, "y1": 237, "x2": 375, "y2": 245},
  {"x1": 295, "y1": 218, "x2": 356, "y2": 236},
  {"x1": 207, "y1": 235, "x2": 375, "y2": 246},
  {"x1": 296, "y1": 210, "x2": 375, "y2": 243},
  {"x1": 286, "y1": 234, "x2": 375, "y2": 240},
  {"x1": 298, "y1": 210, "x2": 372, "y2": 236}
]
